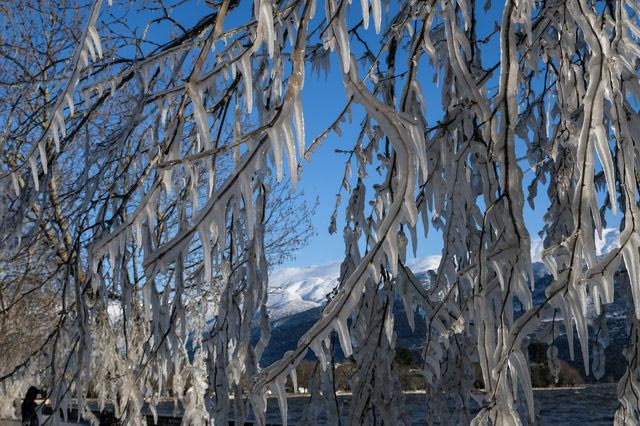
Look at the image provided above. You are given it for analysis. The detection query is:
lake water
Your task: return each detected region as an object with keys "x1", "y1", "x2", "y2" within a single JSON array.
[
  {"x1": 532, "y1": 386, "x2": 618, "y2": 425},
  {"x1": 0, "y1": 385, "x2": 620, "y2": 425},
  {"x1": 251, "y1": 385, "x2": 618, "y2": 425}
]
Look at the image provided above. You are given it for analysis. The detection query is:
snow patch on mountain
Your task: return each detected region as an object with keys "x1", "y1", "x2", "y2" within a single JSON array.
[
  {"x1": 267, "y1": 262, "x2": 341, "y2": 319},
  {"x1": 267, "y1": 256, "x2": 444, "y2": 319},
  {"x1": 531, "y1": 227, "x2": 620, "y2": 263},
  {"x1": 406, "y1": 255, "x2": 442, "y2": 274},
  {"x1": 595, "y1": 227, "x2": 620, "y2": 255},
  {"x1": 266, "y1": 228, "x2": 622, "y2": 320}
]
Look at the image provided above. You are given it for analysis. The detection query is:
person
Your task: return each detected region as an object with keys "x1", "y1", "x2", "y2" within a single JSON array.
[{"x1": 21, "y1": 386, "x2": 41, "y2": 426}]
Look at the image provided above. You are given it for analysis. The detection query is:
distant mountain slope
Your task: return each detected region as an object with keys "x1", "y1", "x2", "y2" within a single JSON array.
[
  {"x1": 261, "y1": 238, "x2": 633, "y2": 383},
  {"x1": 267, "y1": 262, "x2": 341, "y2": 319},
  {"x1": 265, "y1": 227, "x2": 621, "y2": 320},
  {"x1": 266, "y1": 255, "x2": 442, "y2": 320}
]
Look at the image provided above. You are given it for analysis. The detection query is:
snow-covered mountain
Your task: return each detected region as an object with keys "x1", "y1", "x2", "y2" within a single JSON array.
[
  {"x1": 261, "y1": 228, "x2": 631, "y2": 378},
  {"x1": 267, "y1": 262, "x2": 341, "y2": 319},
  {"x1": 530, "y1": 226, "x2": 619, "y2": 262},
  {"x1": 266, "y1": 227, "x2": 620, "y2": 320},
  {"x1": 267, "y1": 255, "x2": 442, "y2": 320}
]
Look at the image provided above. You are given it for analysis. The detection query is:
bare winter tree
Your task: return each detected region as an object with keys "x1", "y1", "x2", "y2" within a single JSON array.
[
  {"x1": 0, "y1": 0, "x2": 315, "y2": 422},
  {"x1": 2, "y1": 0, "x2": 640, "y2": 425}
]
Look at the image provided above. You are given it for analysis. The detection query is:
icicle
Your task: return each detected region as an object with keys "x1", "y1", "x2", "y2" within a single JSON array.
[
  {"x1": 290, "y1": 369, "x2": 298, "y2": 393},
  {"x1": 622, "y1": 237, "x2": 640, "y2": 319},
  {"x1": 132, "y1": 217, "x2": 142, "y2": 249},
  {"x1": 202, "y1": 161, "x2": 212, "y2": 197},
  {"x1": 293, "y1": 94, "x2": 305, "y2": 154},
  {"x1": 282, "y1": 120, "x2": 298, "y2": 188},
  {"x1": 593, "y1": 123, "x2": 617, "y2": 217},
  {"x1": 80, "y1": 47, "x2": 89, "y2": 67},
  {"x1": 10, "y1": 172, "x2": 20, "y2": 196},
  {"x1": 198, "y1": 224, "x2": 212, "y2": 286},
  {"x1": 51, "y1": 121, "x2": 61, "y2": 152},
  {"x1": 310, "y1": 341, "x2": 327, "y2": 370},
  {"x1": 55, "y1": 109, "x2": 66, "y2": 138},
  {"x1": 88, "y1": 26, "x2": 103, "y2": 58},
  {"x1": 143, "y1": 282, "x2": 151, "y2": 322},
  {"x1": 397, "y1": 229, "x2": 408, "y2": 263},
  {"x1": 239, "y1": 174, "x2": 255, "y2": 239},
  {"x1": 361, "y1": 0, "x2": 370, "y2": 29},
  {"x1": 188, "y1": 83, "x2": 211, "y2": 149},
  {"x1": 85, "y1": 36, "x2": 97, "y2": 63},
  {"x1": 334, "y1": 316, "x2": 352, "y2": 357},
  {"x1": 108, "y1": 241, "x2": 117, "y2": 272},
  {"x1": 37, "y1": 141, "x2": 48, "y2": 175},
  {"x1": 142, "y1": 220, "x2": 154, "y2": 262},
  {"x1": 332, "y1": 4, "x2": 351, "y2": 73},
  {"x1": 371, "y1": 0, "x2": 381, "y2": 33},
  {"x1": 162, "y1": 169, "x2": 173, "y2": 195},
  {"x1": 266, "y1": 126, "x2": 283, "y2": 181},
  {"x1": 65, "y1": 93, "x2": 75, "y2": 117},
  {"x1": 384, "y1": 303, "x2": 394, "y2": 344},
  {"x1": 239, "y1": 53, "x2": 253, "y2": 113},
  {"x1": 259, "y1": 0, "x2": 275, "y2": 57},
  {"x1": 383, "y1": 230, "x2": 398, "y2": 275},
  {"x1": 398, "y1": 273, "x2": 416, "y2": 331},
  {"x1": 29, "y1": 156, "x2": 39, "y2": 191},
  {"x1": 542, "y1": 251, "x2": 558, "y2": 280},
  {"x1": 273, "y1": 377, "x2": 288, "y2": 426},
  {"x1": 158, "y1": 101, "x2": 167, "y2": 128}
]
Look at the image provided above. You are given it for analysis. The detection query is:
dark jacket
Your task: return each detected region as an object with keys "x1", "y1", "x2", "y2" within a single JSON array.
[{"x1": 21, "y1": 386, "x2": 40, "y2": 426}]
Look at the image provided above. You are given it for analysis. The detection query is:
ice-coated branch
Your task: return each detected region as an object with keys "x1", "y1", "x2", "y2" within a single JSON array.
[{"x1": 4, "y1": 1, "x2": 640, "y2": 425}]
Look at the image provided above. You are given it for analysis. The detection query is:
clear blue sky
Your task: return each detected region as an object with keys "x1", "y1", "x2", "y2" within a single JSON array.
[{"x1": 287, "y1": 58, "x2": 448, "y2": 268}]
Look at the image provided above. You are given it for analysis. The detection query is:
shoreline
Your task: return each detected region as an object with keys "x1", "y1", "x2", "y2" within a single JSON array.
[{"x1": 270, "y1": 382, "x2": 617, "y2": 398}]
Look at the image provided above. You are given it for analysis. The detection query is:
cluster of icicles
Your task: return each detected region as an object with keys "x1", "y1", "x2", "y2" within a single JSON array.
[{"x1": 2, "y1": 0, "x2": 640, "y2": 424}]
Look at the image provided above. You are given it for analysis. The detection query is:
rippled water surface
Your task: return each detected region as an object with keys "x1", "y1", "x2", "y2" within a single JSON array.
[
  {"x1": 0, "y1": 385, "x2": 620, "y2": 425},
  {"x1": 255, "y1": 385, "x2": 618, "y2": 425}
]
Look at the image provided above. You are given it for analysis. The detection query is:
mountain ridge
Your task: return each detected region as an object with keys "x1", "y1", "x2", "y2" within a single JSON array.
[{"x1": 261, "y1": 228, "x2": 631, "y2": 383}]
